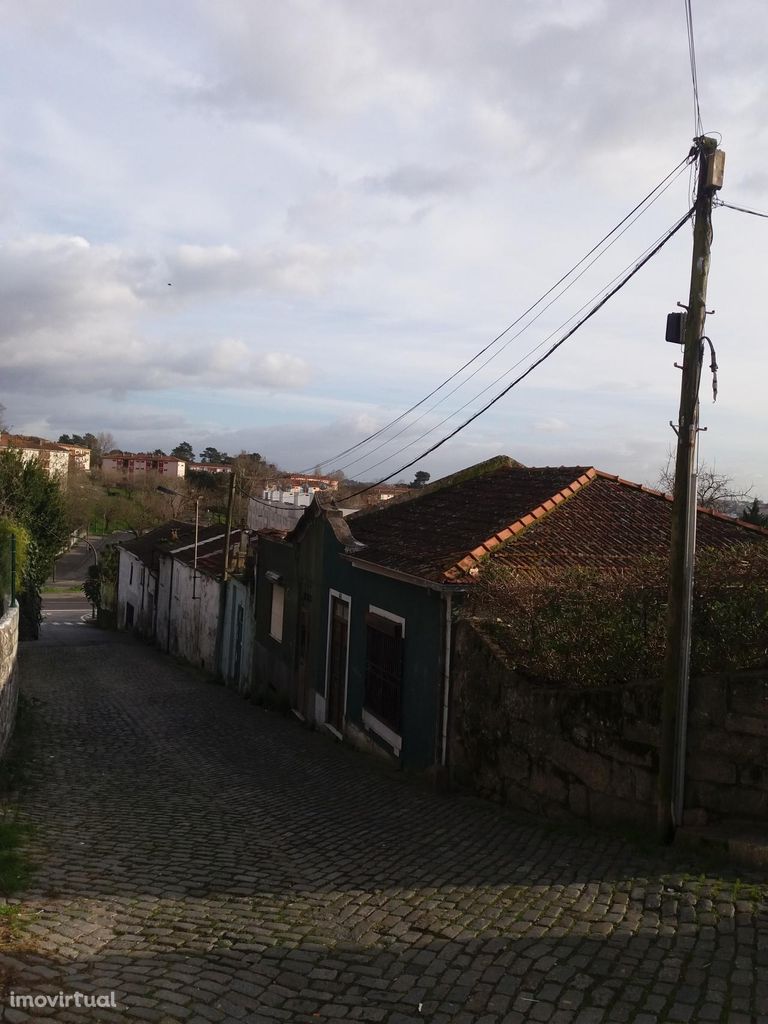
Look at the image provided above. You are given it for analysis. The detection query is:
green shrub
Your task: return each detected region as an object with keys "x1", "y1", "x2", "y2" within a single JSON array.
[{"x1": 471, "y1": 543, "x2": 768, "y2": 687}]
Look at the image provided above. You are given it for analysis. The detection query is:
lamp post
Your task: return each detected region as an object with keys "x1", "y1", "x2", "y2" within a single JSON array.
[{"x1": 157, "y1": 486, "x2": 200, "y2": 598}]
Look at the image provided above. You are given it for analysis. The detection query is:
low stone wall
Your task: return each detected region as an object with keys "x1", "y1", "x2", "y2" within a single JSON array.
[
  {"x1": 451, "y1": 620, "x2": 768, "y2": 828},
  {"x1": 0, "y1": 606, "x2": 19, "y2": 758}
]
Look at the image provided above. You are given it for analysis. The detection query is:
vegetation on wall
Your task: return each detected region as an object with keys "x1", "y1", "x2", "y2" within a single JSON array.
[
  {"x1": 83, "y1": 544, "x2": 120, "y2": 627},
  {"x1": 0, "y1": 451, "x2": 68, "y2": 637},
  {"x1": 0, "y1": 519, "x2": 30, "y2": 615},
  {"x1": 471, "y1": 543, "x2": 768, "y2": 688}
]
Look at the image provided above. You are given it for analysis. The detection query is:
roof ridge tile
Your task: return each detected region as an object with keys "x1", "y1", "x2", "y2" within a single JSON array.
[{"x1": 444, "y1": 467, "x2": 599, "y2": 579}]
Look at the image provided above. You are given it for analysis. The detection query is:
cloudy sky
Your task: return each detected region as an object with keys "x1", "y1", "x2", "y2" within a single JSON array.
[{"x1": 2, "y1": 0, "x2": 767, "y2": 491}]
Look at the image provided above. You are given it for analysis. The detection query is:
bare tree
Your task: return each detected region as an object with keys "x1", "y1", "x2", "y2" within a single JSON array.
[{"x1": 655, "y1": 448, "x2": 751, "y2": 512}]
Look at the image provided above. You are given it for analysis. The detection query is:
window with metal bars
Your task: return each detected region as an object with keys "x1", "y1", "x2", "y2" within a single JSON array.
[{"x1": 364, "y1": 611, "x2": 404, "y2": 733}]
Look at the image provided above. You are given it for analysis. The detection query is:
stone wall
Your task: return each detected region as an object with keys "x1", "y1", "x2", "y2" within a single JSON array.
[
  {"x1": 451, "y1": 620, "x2": 768, "y2": 828},
  {"x1": 0, "y1": 606, "x2": 19, "y2": 758}
]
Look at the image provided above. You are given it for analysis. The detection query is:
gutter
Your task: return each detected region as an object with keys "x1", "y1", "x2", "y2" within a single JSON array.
[
  {"x1": 165, "y1": 557, "x2": 174, "y2": 653},
  {"x1": 441, "y1": 592, "x2": 453, "y2": 767},
  {"x1": 344, "y1": 555, "x2": 466, "y2": 594}
]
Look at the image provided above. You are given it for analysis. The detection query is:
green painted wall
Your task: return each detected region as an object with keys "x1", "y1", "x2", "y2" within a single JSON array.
[{"x1": 253, "y1": 509, "x2": 452, "y2": 771}]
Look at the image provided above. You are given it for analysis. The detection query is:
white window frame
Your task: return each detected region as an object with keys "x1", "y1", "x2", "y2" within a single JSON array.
[
  {"x1": 362, "y1": 604, "x2": 406, "y2": 755},
  {"x1": 269, "y1": 581, "x2": 285, "y2": 642},
  {"x1": 323, "y1": 589, "x2": 351, "y2": 734}
]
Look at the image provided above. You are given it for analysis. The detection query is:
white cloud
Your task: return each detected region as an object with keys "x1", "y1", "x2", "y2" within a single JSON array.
[
  {"x1": 0, "y1": 234, "x2": 313, "y2": 395},
  {"x1": 1, "y1": 0, "x2": 767, "y2": 493}
]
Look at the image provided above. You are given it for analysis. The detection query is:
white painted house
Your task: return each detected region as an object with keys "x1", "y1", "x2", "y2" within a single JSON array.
[{"x1": 118, "y1": 522, "x2": 250, "y2": 674}]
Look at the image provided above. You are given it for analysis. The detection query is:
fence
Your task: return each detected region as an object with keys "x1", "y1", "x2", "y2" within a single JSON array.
[{"x1": 0, "y1": 534, "x2": 16, "y2": 617}]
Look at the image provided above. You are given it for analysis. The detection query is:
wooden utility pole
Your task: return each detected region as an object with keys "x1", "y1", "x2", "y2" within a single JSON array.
[
  {"x1": 658, "y1": 136, "x2": 724, "y2": 841},
  {"x1": 223, "y1": 471, "x2": 237, "y2": 579}
]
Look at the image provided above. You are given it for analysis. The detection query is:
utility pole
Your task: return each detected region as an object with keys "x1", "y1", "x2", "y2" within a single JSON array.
[
  {"x1": 658, "y1": 136, "x2": 724, "y2": 841},
  {"x1": 223, "y1": 471, "x2": 237, "y2": 579}
]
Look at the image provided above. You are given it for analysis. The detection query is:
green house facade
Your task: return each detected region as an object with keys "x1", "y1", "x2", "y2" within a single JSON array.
[
  {"x1": 251, "y1": 455, "x2": 768, "y2": 782},
  {"x1": 253, "y1": 500, "x2": 457, "y2": 771}
]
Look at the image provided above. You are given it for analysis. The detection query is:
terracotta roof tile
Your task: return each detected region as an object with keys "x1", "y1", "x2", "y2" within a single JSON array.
[
  {"x1": 486, "y1": 472, "x2": 768, "y2": 575},
  {"x1": 344, "y1": 458, "x2": 768, "y2": 584},
  {"x1": 348, "y1": 461, "x2": 592, "y2": 582}
]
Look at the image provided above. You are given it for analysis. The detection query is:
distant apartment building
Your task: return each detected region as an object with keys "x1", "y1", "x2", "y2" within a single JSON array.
[
  {"x1": 101, "y1": 453, "x2": 186, "y2": 480},
  {"x1": 57, "y1": 443, "x2": 91, "y2": 472},
  {"x1": 0, "y1": 433, "x2": 70, "y2": 480},
  {"x1": 248, "y1": 488, "x2": 357, "y2": 533},
  {"x1": 187, "y1": 463, "x2": 232, "y2": 476},
  {"x1": 280, "y1": 473, "x2": 339, "y2": 492}
]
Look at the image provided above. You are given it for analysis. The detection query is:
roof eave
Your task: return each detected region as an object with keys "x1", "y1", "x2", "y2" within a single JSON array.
[{"x1": 344, "y1": 554, "x2": 469, "y2": 593}]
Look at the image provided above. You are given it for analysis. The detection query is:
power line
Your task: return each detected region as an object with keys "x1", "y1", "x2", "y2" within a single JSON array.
[
  {"x1": 333, "y1": 160, "x2": 692, "y2": 478},
  {"x1": 684, "y1": 0, "x2": 703, "y2": 137},
  {"x1": 715, "y1": 199, "x2": 768, "y2": 220},
  {"x1": 350, "y1": 208, "x2": 697, "y2": 482},
  {"x1": 301, "y1": 152, "x2": 693, "y2": 475},
  {"x1": 342, "y1": 205, "x2": 695, "y2": 501}
]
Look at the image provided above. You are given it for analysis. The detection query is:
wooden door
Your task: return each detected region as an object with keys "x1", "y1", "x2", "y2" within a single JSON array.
[{"x1": 326, "y1": 596, "x2": 349, "y2": 732}]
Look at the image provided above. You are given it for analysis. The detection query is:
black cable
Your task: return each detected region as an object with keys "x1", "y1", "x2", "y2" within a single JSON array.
[
  {"x1": 351, "y1": 209, "x2": 695, "y2": 481},
  {"x1": 684, "y1": 0, "x2": 703, "y2": 137},
  {"x1": 715, "y1": 199, "x2": 768, "y2": 220},
  {"x1": 300, "y1": 153, "x2": 692, "y2": 475},
  {"x1": 334, "y1": 159, "x2": 692, "y2": 477},
  {"x1": 235, "y1": 481, "x2": 284, "y2": 509},
  {"x1": 342, "y1": 205, "x2": 696, "y2": 501}
]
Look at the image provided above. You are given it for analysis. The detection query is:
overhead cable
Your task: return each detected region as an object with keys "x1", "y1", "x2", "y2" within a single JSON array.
[
  {"x1": 350, "y1": 209, "x2": 698, "y2": 481},
  {"x1": 342, "y1": 205, "x2": 696, "y2": 501},
  {"x1": 715, "y1": 199, "x2": 768, "y2": 220},
  {"x1": 301, "y1": 152, "x2": 693, "y2": 475},
  {"x1": 684, "y1": 0, "x2": 703, "y2": 137},
  {"x1": 334, "y1": 159, "x2": 692, "y2": 477}
]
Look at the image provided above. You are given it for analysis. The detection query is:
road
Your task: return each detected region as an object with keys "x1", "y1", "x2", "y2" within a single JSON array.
[
  {"x1": 50, "y1": 533, "x2": 132, "y2": 585},
  {"x1": 6, "y1": 628, "x2": 768, "y2": 1022},
  {"x1": 39, "y1": 593, "x2": 124, "y2": 648}
]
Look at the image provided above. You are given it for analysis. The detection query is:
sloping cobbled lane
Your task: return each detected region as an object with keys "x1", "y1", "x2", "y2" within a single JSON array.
[{"x1": 2, "y1": 639, "x2": 767, "y2": 1023}]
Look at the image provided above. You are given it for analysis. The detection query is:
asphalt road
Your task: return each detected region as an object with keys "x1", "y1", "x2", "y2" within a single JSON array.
[
  {"x1": 50, "y1": 532, "x2": 132, "y2": 584},
  {"x1": 37, "y1": 593, "x2": 107, "y2": 647}
]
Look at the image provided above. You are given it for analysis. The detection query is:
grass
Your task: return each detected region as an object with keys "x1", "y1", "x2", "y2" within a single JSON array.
[
  {"x1": 42, "y1": 584, "x2": 83, "y2": 594},
  {"x1": 0, "y1": 903, "x2": 31, "y2": 949}
]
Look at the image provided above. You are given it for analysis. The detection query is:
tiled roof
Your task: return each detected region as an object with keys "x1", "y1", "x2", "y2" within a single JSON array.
[
  {"x1": 121, "y1": 522, "x2": 224, "y2": 569},
  {"x1": 482, "y1": 472, "x2": 768, "y2": 576},
  {"x1": 343, "y1": 458, "x2": 768, "y2": 584},
  {"x1": 0, "y1": 432, "x2": 68, "y2": 453},
  {"x1": 347, "y1": 458, "x2": 591, "y2": 582},
  {"x1": 168, "y1": 529, "x2": 247, "y2": 577}
]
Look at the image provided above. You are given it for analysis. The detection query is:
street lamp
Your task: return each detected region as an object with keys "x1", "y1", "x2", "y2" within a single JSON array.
[{"x1": 157, "y1": 486, "x2": 200, "y2": 598}]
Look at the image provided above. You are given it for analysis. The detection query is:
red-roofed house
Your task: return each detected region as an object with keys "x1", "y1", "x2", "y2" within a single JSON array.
[
  {"x1": 0, "y1": 432, "x2": 70, "y2": 480},
  {"x1": 251, "y1": 456, "x2": 768, "y2": 776}
]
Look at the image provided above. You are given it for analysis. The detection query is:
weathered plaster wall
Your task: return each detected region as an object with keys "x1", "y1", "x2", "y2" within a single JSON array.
[
  {"x1": 116, "y1": 549, "x2": 156, "y2": 638},
  {"x1": 451, "y1": 620, "x2": 768, "y2": 828},
  {"x1": 156, "y1": 557, "x2": 221, "y2": 672},
  {"x1": 220, "y1": 576, "x2": 255, "y2": 694},
  {"x1": 0, "y1": 607, "x2": 19, "y2": 759}
]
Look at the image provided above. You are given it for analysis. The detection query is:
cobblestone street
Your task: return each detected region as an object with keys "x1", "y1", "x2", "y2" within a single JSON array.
[{"x1": 3, "y1": 636, "x2": 767, "y2": 1023}]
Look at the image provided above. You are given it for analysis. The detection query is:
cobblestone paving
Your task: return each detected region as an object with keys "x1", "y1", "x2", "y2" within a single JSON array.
[{"x1": 3, "y1": 640, "x2": 767, "y2": 1023}]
